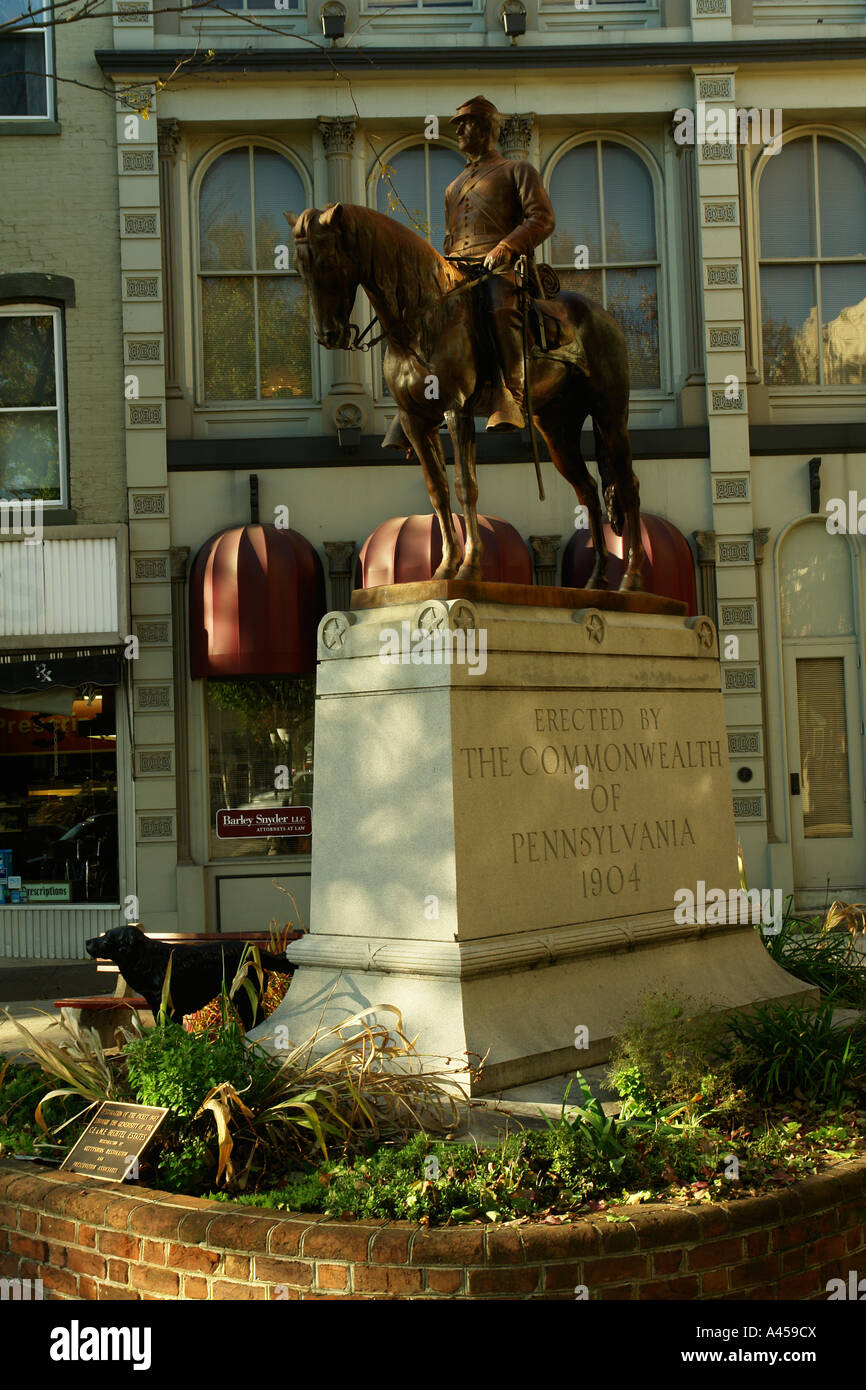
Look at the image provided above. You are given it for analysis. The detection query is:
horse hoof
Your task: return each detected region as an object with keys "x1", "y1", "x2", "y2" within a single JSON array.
[
  {"x1": 455, "y1": 563, "x2": 483, "y2": 582},
  {"x1": 432, "y1": 562, "x2": 459, "y2": 581},
  {"x1": 618, "y1": 574, "x2": 643, "y2": 593},
  {"x1": 586, "y1": 575, "x2": 609, "y2": 592}
]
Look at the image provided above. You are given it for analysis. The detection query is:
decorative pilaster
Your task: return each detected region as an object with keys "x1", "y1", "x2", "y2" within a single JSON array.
[
  {"x1": 693, "y1": 530, "x2": 717, "y2": 622},
  {"x1": 170, "y1": 546, "x2": 191, "y2": 864},
  {"x1": 500, "y1": 114, "x2": 534, "y2": 163},
  {"x1": 118, "y1": 83, "x2": 177, "y2": 927},
  {"x1": 157, "y1": 120, "x2": 180, "y2": 394},
  {"x1": 529, "y1": 535, "x2": 561, "y2": 586},
  {"x1": 692, "y1": 69, "x2": 764, "y2": 831},
  {"x1": 753, "y1": 528, "x2": 773, "y2": 836},
  {"x1": 318, "y1": 117, "x2": 364, "y2": 401},
  {"x1": 325, "y1": 541, "x2": 356, "y2": 609}
]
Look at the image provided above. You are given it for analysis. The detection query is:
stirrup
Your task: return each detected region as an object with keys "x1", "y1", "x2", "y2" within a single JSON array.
[{"x1": 382, "y1": 416, "x2": 414, "y2": 455}]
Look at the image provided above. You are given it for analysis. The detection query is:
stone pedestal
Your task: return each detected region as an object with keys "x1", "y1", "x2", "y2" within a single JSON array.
[{"x1": 254, "y1": 583, "x2": 810, "y2": 1093}]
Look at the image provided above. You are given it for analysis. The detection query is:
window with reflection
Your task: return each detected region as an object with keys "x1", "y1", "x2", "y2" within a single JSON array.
[
  {"x1": 374, "y1": 144, "x2": 463, "y2": 396},
  {"x1": 759, "y1": 136, "x2": 866, "y2": 387},
  {"x1": 0, "y1": 0, "x2": 51, "y2": 118},
  {"x1": 375, "y1": 143, "x2": 464, "y2": 251},
  {"x1": 198, "y1": 145, "x2": 312, "y2": 402},
  {"x1": 207, "y1": 679, "x2": 314, "y2": 860},
  {"x1": 0, "y1": 306, "x2": 66, "y2": 503},
  {"x1": 548, "y1": 141, "x2": 660, "y2": 389}
]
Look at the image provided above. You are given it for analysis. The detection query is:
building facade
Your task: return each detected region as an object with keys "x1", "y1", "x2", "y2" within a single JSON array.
[
  {"x1": 4, "y1": 0, "x2": 865, "y2": 954},
  {"x1": 0, "y1": 13, "x2": 130, "y2": 956}
]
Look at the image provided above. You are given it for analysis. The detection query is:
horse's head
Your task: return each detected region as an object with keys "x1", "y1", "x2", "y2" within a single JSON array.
[{"x1": 285, "y1": 203, "x2": 358, "y2": 351}]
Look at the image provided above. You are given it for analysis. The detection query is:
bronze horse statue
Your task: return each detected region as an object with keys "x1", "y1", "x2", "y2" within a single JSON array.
[{"x1": 286, "y1": 202, "x2": 644, "y2": 589}]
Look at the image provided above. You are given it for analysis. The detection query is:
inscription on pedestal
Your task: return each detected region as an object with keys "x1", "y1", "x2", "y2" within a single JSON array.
[{"x1": 453, "y1": 690, "x2": 734, "y2": 936}]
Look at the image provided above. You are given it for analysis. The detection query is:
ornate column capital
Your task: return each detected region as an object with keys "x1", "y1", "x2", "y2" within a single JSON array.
[
  {"x1": 693, "y1": 530, "x2": 717, "y2": 565},
  {"x1": 170, "y1": 545, "x2": 189, "y2": 581},
  {"x1": 318, "y1": 117, "x2": 356, "y2": 157},
  {"x1": 325, "y1": 542, "x2": 356, "y2": 610},
  {"x1": 753, "y1": 528, "x2": 771, "y2": 564},
  {"x1": 529, "y1": 534, "x2": 561, "y2": 586},
  {"x1": 499, "y1": 113, "x2": 535, "y2": 162},
  {"x1": 325, "y1": 541, "x2": 356, "y2": 571},
  {"x1": 157, "y1": 119, "x2": 181, "y2": 159}
]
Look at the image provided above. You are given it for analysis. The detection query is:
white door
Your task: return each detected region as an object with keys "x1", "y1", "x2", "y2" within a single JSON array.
[
  {"x1": 783, "y1": 643, "x2": 866, "y2": 902},
  {"x1": 779, "y1": 520, "x2": 866, "y2": 907}
]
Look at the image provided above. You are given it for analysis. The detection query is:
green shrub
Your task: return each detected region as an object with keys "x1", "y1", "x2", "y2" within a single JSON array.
[
  {"x1": 726, "y1": 998, "x2": 866, "y2": 1106},
  {"x1": 605, "y1": 990, "x2": 735, "y2": 1114},
  {"x1": 124, "y1": 1022, "x2": 274, "y2": 1118},
  {"x1": 0, "y1": 1060, "x2": 89, "y2": 1156},
  {"x1": 762, "y1": 906, "x2": 866, "y2": 1007}
]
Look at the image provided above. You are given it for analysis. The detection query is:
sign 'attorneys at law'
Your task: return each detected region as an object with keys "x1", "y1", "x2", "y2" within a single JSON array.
[{"x1": 216, "y1": 807, "x2": 312, "y2": 838}]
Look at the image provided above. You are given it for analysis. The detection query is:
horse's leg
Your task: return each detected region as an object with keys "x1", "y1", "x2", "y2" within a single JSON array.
[
  {"x1": 535, "y1": 397, "x2": 610, "y2": 590},
  {"x1": 446, "y1": 409, "x2": 483, "y2": 581},
  {"x1": 403, "y1": 414, "x2": 462, "y2": 579},
  {"x1": 594, "y1": 409, "x2": 644, "y2": 592}
]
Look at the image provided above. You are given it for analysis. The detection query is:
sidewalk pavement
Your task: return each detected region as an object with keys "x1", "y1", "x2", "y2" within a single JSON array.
[{"x1": 0, "y1": 958, "x2": 110, "y2": 1003}]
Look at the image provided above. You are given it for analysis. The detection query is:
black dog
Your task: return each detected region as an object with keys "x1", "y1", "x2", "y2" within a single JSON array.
[{"x1": 85, "y1": 926, "x2": 291, "y2": 1029}]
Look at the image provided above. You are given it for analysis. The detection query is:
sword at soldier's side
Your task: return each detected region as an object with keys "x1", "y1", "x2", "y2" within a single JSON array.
[{"x1": 515, "y1": 254, "x2": 546, "y2": 503}]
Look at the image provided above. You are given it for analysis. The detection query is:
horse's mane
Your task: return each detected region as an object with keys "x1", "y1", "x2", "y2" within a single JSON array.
[{"x1": 343, "y1": 204, "x2": 464, "y2": 325}]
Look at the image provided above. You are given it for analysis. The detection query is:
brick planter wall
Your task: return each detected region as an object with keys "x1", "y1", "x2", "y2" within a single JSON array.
[{"x1": 1, "y1": 1157, "x2": 865, "y2": 1300}]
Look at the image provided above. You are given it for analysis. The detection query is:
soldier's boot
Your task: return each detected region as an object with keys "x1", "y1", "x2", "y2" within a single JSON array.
[{"x1": 486, "y1": 307, "x2": 527, "y2": 432}]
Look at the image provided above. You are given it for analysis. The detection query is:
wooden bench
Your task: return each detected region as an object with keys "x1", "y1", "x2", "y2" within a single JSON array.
[{"x1": 53, "y1": 995, "x2": 150, "y2": 1047}]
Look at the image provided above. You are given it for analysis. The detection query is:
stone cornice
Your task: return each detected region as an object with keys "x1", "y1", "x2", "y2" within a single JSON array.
[
  {"x1": 95, "y1": 38, "x2": 866, "y2": 76},
  {"x1": 285, "y1": 915, "x2": 756, "y2": 981}
]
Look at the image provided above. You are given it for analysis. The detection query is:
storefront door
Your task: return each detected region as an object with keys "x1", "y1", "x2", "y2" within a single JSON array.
[{"x1": 779, "y1": 520, "x2": 866, "y2": 905}]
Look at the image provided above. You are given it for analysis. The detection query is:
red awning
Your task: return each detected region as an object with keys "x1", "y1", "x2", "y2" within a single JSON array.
[
  {"x1": 563, "y1": 511, "x2": 698, "y2": 614},
  {"x1": 357, "y1": 513, "x2": 533, "y2": 587},
  {"x1": 189, "y1": 524, "x2": 326, "y2": 678}
]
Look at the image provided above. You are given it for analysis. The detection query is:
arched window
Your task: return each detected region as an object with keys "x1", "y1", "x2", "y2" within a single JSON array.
[
  {"x1": 375, "y1": 144, "x2": 463, "y2": 251},
  {"x1": 548, "y1": 140, "x2": 660, "y2": 389},
  {"x1": 198, "y1": 145, "x2": 312, "y2": 402},
  {"x1": 759, "y1": 135, "x2": 866, "y2": 386}
]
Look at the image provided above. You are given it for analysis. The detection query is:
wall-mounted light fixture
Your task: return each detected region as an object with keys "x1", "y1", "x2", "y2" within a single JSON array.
[
  {"x1": 500, "y1": 1, "x2": 526, "y2": 40},
  {"x1": 321, "y1": 2, "x2": 346, "y2": 40}
]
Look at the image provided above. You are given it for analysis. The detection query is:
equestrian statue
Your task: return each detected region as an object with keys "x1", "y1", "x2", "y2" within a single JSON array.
[{"x1": 286, "y1": 95, "x2": 645, "y2": 590}]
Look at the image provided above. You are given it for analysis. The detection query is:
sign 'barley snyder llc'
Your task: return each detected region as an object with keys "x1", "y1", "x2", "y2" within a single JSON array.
[{"x1": 216, "y1": 807, "x2": 312, "y2": 838}]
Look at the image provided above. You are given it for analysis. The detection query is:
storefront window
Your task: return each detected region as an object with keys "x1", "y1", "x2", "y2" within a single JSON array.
[
  {"x1": 207, "y1": 677, "x2": 314, "y2": 859},
  {"x1": 0, "y1": 689, "x2": 118, "y2": 904}
]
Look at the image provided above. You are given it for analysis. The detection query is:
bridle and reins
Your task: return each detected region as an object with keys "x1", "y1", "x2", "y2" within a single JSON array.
[{"x1": 296, "y1": 230, "x2": 546, "y2": 501}]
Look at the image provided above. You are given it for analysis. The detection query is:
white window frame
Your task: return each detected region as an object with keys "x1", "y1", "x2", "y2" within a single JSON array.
[
  {"x1": 191, "y1": 137, "x2": 318, "y2": 411},
  {"x1": 0, "y1": 303, "x2": 68, "y2": 508},
  {"x1": 180, "y1": 0, "x2": 306, "y2": 36},
  {"x1": 751, "y1": 127, "x2": 866, "y2": 397},
  {"x1": 0, "y1": 10, "x2": 54, "y2": 122},
  {"x1": 753, "y1": 0, "x2": 866, "y2": 25},
  {"x1": 360, "y1": 0, "x2": 483, "y2": 17},
  {"x1": 538, "y1": 0, "x2": 658, "y2": 25},
  {"x1": 543, "y1": 133, "x2": 669, "y2": 400}
]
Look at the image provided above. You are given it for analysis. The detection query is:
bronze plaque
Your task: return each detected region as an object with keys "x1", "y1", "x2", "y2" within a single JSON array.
[{"x1": 60, "y1": 1101, "x2": 168, "y2": 1183}]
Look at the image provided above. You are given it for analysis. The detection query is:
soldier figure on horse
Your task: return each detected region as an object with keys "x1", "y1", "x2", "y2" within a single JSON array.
[
  {"x1": 286, "y1": 94, "x2": 645, "y2": 589},
  {"x1": 444, "y1": 94, "x2": 554, "y2": 433}
]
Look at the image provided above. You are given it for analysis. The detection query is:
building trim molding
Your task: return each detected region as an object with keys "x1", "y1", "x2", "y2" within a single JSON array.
[
  {"x1": 95, "y1": 39, "x2": 866, "y2": 74},
  {"x1": 0, "y1": 273, "x2": 76, "y2": 308}
]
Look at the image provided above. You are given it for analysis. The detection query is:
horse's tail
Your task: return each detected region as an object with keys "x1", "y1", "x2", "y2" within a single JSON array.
[{"x1": 593, "y1": 423, "x2": 625, "y2": 536}]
